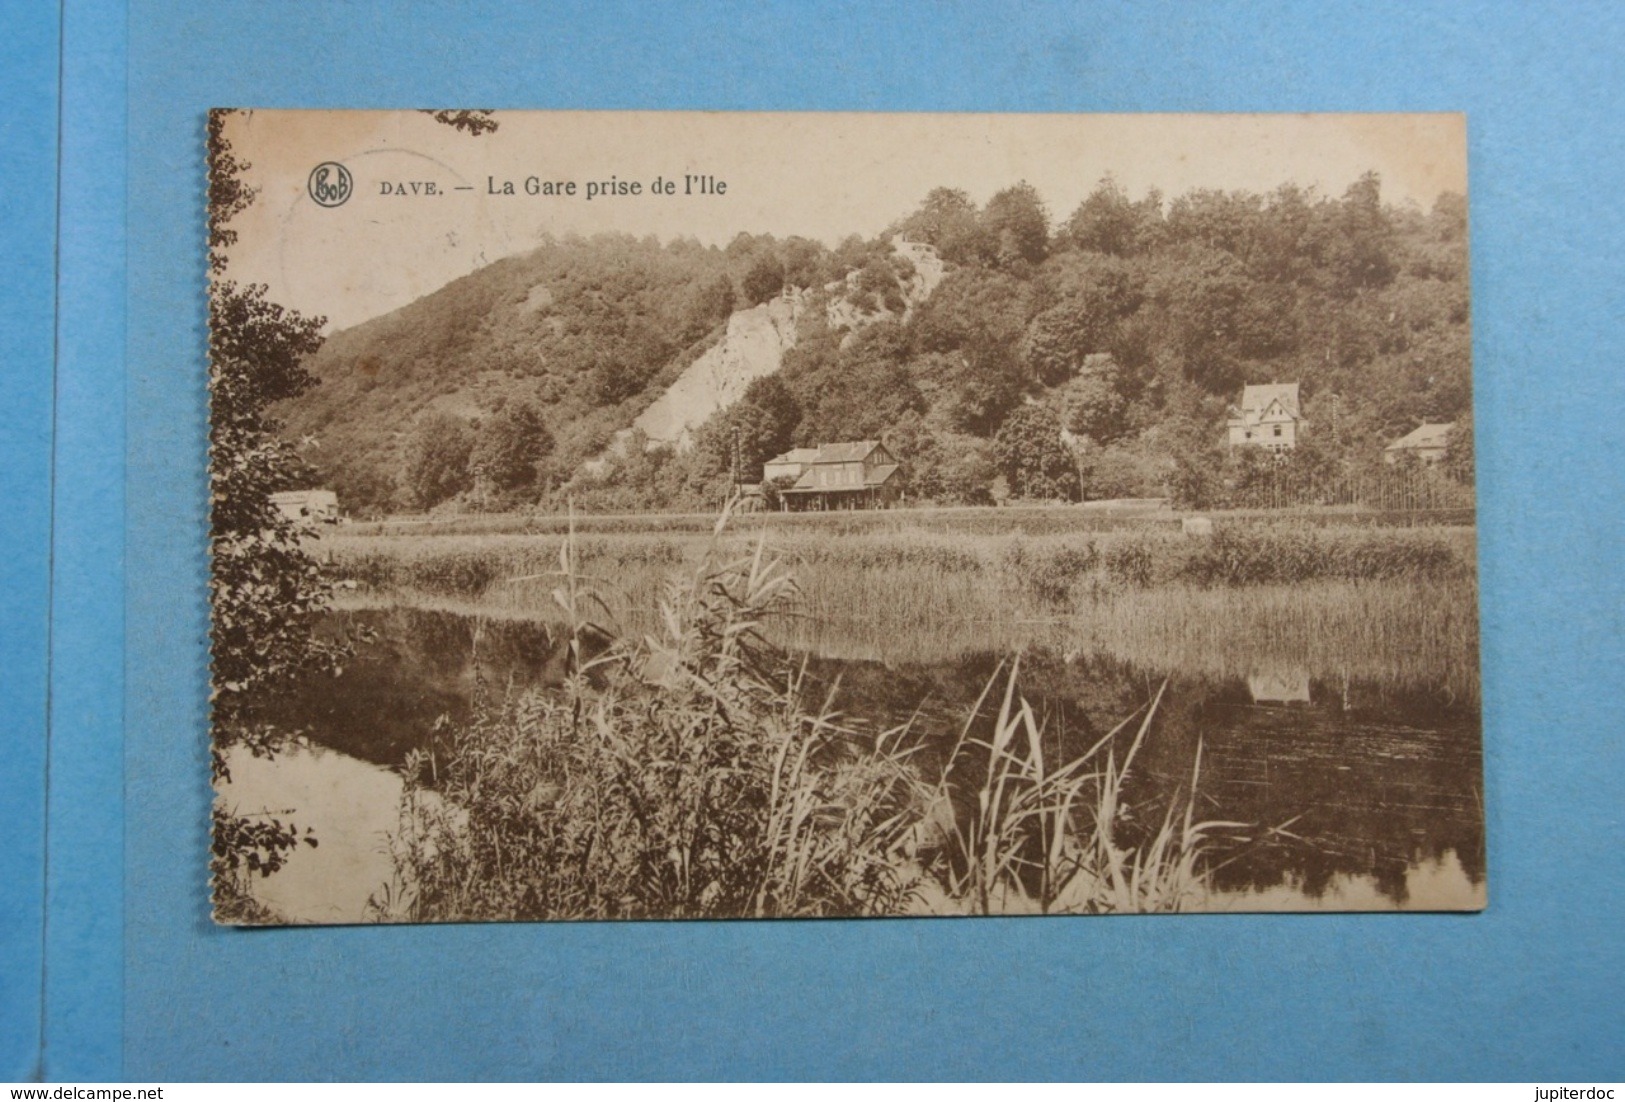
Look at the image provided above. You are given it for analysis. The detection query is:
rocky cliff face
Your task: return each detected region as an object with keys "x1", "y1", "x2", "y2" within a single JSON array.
[
  {"x1": 633, "y1": 289, "x2": 809, "y2": 450},
  {"x1": 629, "y1": 240, "x2": 945, "y2": 453},
  {"x1": 825, "y1": 239, "x2": 946, "y2": 334}
]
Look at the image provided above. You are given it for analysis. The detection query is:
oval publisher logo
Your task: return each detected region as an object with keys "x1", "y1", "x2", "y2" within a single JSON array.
[{"x1": 307, "y1": 162, "x2": 353, "y2": 208}]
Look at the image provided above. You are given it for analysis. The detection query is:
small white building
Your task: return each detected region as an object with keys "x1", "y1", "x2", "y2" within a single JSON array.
[
  {"x1": 1384, "y1": 422, "x2": 1455, "y2": 466},
  {"x1": 270, "y1": 489, "x2": 339, "y2": 525},
  {"x1": 1248, "y1": 670, "x2": 1311, "y2": 705},
  {"x1": 1227, "y1": 383, "x2": 1303, "y2": 452}
]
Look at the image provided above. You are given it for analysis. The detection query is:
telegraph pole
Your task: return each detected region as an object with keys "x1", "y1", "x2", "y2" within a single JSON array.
[{"x1": 731, "y1": 423, "x2": 742, "y2": 494}]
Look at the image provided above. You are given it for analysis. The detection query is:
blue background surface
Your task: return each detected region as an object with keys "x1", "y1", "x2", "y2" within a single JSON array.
[
  {"x1": 0, "y1": 0, "x2": 61, "y2": 1081},
  {"x1": 26, "y1": 0, "x2": 1625, "y2": 1081}
]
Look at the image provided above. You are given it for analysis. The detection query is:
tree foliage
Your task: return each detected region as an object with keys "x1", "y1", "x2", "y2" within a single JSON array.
[
  {"x1": 472, "y1": 400, "x2": 553, "y2": 495},
  {"x1": 404, "y1": 412, "x2": 476, "y2": 508},
  {"x1": 209, "y1": 110, "x2": 343, "y2": 913},
  {"x1": 206, "y1": 110, "x2": 254, "y2": 272},
  {"x1": 1060, "y1": 354, "x2": 1132, "y2": 444},
  {"x1": 993, "y1": 404, "x2": 1080, "y2": 501},
  {"x1": 209, "y1": 282, "x2": 334, "y2": 700},
  {"x1": 896, "y1": 187, "x2": 983, "y2": 264},
  {"x1": 1063, "y1": 176, "x2": 1163, "y2": 257},
  {"x1": 1444, "y1": 412, "x2": 1475, "y2": 485},
  {"x1": 273, "y1": 167, "x2": 1472, "y2": 515},
  {"x1": 982, "y1": 181, "x2": 1050, "y2": 269},
  {"x1": 741, "y1": 253, "x2": 786, "y2": 305}
]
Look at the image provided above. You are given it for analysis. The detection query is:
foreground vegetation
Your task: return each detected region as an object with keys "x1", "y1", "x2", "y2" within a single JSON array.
[{"x1": 369, "y1": 512, "x2": 1242, "y2": 921}]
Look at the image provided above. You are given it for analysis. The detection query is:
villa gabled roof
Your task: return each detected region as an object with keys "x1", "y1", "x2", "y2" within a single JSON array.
[{"x1": 1239, "y1": 383, "x2": 1301, "y2": 419}]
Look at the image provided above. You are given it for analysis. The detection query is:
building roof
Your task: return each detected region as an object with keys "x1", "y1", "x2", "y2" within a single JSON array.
[
  {"x1": 1238, "y1": 383, "x2": 1301, "y2": 419},
  {"x1": 1385, "y1": 422, "x2": 1456, "y2": 451},
  {"x1": 784, "y1": 460, "x2": 901, "y2": 494},
  {"x1": 811, "y1": 440, "x2": 882, "y2": 464},
  {"x1": 765, "y1": 447, "x2": 821, "y2": 467},
  {"x1": 766, "y1": 441, "x2": 885, "y2": 469}
]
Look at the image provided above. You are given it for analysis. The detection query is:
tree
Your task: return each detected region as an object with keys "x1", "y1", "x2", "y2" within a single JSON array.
[
  {"x1": 208, "y1": 110, "x2": 342, "y2": 911},
  {"x1": 898, "y1": 187, "x2": 986, "y2": 265},
  {"x1": 1444, "y1": 412, "x2": 1475, "y2": 486},
  {"x1": 794, "y1": 321, "x2": 924, "y2": 444},
  {"x1": 909, "y1": 430, "x2": 996, "y2": 505},
  {"x1": 760, "y1": 473, "x2": 800, "y2": 511},
  {"x1": 992, "y1": 404, "x2": 1080, "y2": 501},
  {"x1": 1168, "y1": 451, "x2": 1221, "y2": 510},
  {"x1": 780, "y1": 236, "x2": 828, "y2": 289},
  {"x1": 206, "y1": 111, "x2": 255, "y2": 271},
  {"x1": 741, "y1": 253, "x2": 785, "y2": 305},
  {"x1": 1061, "y1": 354, "x2": 1131, "y2": 444},
  {"x1": 851, "y1": 256, "x2": 905, "y2": 313},
  {"x1": 1022, "y1": 255, "x2": 1142, "y2": 386},
  {"x1": 698, "y1": 374, "x2": 803, "y2": 481},
  {"x1": 472, "y1": 400, "x2": 553, "y2": 494},
  {"x1": 982, "y1": 181, "x2": 1050, "y2": 268},
  {"x1": 210, "y1": 280, "x2": 333, "y2": 699},
  {"x1": 1080, "y1": 444, "x2": 1156, "y2": 500},
  {"x1": 909, "y1": 267, "x2": 1031, "y2": 355},
  {"x1": 683, "y1": 273, "x2": 737, "y2": 341},
  {"x1": 1144, "y1": 243, "x2": 1256, "y2": 391},
  {"x1": 1323, "y1": 172, "x2": 1396, "y2": 295},
  {"x1": 404, "y1": 412, "x2": 475, "y2": 508},
  {"x1": 1063, "y1": 176, "x2": 1162, "y2": 257},
  {"x1": 736, "y1": 375, "x2": 801, "y2": 465}
]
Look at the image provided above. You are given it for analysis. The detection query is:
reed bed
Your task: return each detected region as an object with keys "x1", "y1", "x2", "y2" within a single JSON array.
[
  {"x1": 1068, "y1": 580, "x2": 1480, "y2": 703},
  {"x1": 327, "y1": 522, "x2": 1478, "y2": 698},
  {"x1": 328, "y1": 523, "x2": 1474, "y2": 599}
]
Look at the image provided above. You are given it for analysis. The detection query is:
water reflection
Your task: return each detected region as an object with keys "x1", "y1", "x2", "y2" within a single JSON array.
[
  {"x1": 1248, "y1": 669, "x2": 1311, "y2": 705},
  {"x1": 246, "y1": 607, "x2": 1484, "y2": 917},
  {"x1": 810, "y1": 648, "x2": 1484, "y2": 908},
  {"x1": 216, "y1": 741, "x2": 402, "y2": 924}
]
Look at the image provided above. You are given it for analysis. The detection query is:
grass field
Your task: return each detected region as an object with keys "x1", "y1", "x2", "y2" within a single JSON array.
[
  {"x1": 319, "y1": 508, "x2": 1480, "y2": 700},
  {"x1": 340, "y1": 502, "x2": 1477, "y2": 539}
]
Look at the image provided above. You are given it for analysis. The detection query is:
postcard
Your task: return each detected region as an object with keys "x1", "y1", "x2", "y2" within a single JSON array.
[{"x1": 208, "y1": 109, "x2": 1481, "y2": 923}]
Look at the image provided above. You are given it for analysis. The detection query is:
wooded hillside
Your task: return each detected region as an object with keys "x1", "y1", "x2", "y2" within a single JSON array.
[{"x1": 278, "y1": 174, "x2": 1471, "y2": 515}]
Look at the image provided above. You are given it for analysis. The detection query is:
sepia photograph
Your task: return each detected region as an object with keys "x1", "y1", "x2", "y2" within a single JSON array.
[{"x1": 208, "y1": 109, "x2": 1481, "y2": 924}]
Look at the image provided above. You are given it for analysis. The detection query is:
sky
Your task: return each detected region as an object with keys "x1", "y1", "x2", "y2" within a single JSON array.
[{"x1": 219, "y1": 110, "x2": 1467, "y2": 332}]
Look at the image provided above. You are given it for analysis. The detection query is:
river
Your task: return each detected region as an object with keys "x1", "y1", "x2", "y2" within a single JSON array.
[{"x1": 221, "y1": 606, "x2": 1484, "y2": 922}]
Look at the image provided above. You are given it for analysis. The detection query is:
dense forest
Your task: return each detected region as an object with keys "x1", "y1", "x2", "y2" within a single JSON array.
[{"x1": 278, "y1": 173, "x2": 1472, "y2": 515}]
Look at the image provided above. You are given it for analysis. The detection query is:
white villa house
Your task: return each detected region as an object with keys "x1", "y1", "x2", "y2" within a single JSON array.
[{"x1": 1227, "y1": 383, "x2": 1303, "y2": 452}]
